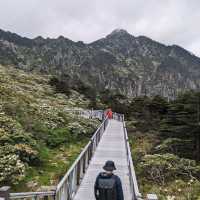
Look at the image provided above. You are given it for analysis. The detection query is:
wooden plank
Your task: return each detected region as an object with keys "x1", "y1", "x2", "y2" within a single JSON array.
[{"x1": 73, "y1": 120, "x2": 133, "y2": 200}]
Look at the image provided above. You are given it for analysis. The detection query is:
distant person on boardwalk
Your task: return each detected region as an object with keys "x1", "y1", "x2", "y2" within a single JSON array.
[
  {"x1": 106, "y1": 108, "x2": 113, "y2": 119},
  {"x1": 94, "y1": 160, "x2": 124, "y2": 200}
]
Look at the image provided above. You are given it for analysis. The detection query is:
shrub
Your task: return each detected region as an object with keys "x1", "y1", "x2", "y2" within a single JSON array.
[
  {"x1": 68, "y1": 122, "x2": 86, "y2": 138},
  {"x1": 46, "y1": 128, "x2": 70, "y2": 148},
  {"x1": 0, "y1": 114, "x2": 36, "y2": 146},
  {"x1": 49, "y1": 77, "x2": 71, "y2": 96},
  {"x1": 139, "y1": 153, "x2": 200, "y2": 185},
  {"x1": 14, "y1": 144, "x2": 39, "y2": 165},
  {"x1": 31, "y1": 121, "x2": 51, "y2": 140},
  {"x1": 0, "y1": 146, "x2": 25, "y2": 185},
  {"x1": 154, "y1": 138, "x2": 194, "y2": 159}
]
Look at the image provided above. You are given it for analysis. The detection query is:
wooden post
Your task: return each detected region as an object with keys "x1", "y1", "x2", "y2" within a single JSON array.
[
  {"x1": 147, "y1": 194, "x2": 158, "y2": 200},
  {"x1": 76, "y1": 161, "x2": 81, "y2": 185},
  {"x1": 0, "y1": 187, "x2": 10, "y2": 200},
  {"x1": 87, "y1": 149, "x2": 90, "y2": 164},
  {"x1": 83, "y1": 154, "x2": 86, "y2": 173}
]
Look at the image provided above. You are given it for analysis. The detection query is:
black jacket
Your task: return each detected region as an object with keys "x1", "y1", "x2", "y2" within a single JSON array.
[{"x1": 94, "y1": 172, "x2": 124, "y2": 200}]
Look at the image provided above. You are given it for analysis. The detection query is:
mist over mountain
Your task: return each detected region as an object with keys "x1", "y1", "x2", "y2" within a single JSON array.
[{"x1": 1, "y1": 28, "x2": 200, "y2": 99}]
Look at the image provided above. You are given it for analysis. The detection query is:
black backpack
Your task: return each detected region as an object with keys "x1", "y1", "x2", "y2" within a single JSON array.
[{"x1": 97, "y1": 175, "x2": 117, "y2": 200}]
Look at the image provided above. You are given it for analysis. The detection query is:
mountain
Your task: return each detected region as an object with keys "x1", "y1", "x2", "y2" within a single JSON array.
[{"x1": 1, "y1": 28, "x2": 200, "y2": 99}]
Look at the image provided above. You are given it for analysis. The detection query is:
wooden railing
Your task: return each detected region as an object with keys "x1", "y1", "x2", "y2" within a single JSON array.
[
  {"x1": 56, "y1": 116, "x2": 109, "y2": 200},
  {"x1": 112, "y1": 112, "x2": 124, "y2": 122},
  {"x1": 64, "y1": 109, "x2": 104, "y2": 120},
  {"x1": 122, "y1": 116, "x2": 158, "y2": 200},
  {"x1": 122, "y1": 116, "x2": 142, "y2": 200},
  {"x1": 10, "y1": 191, "x2": 56, "y2": 200},
  {"x1": 0, "y1": 187, "x2": 56, "y2": 200}
]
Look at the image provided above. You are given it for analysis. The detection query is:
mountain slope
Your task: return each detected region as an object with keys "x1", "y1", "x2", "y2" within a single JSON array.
[
  {"x1": 0, "y1": 28, "x2": 200, "y2": 99},
  {"x1": 0, "y1": 64, "x2": 100, "y2": 190}
]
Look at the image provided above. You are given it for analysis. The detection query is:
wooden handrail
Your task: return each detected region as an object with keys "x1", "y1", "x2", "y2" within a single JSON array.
[
  {"x1": 122, "y1": 116, "x2": 142, "y2": 200},
  {"x1": 56, "y1": 116, "x2": 109, "y2": 200},
  {"x1": 10, "y1": 191, "x2": 56, "y2": 199}
]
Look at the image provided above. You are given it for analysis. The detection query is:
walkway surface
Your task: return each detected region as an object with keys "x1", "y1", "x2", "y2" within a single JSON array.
[{"x1": 73, "y1": 119, "x2": 132, "y2": 200}]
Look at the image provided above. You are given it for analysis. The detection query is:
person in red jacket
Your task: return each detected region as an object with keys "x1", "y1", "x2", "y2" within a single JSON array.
[{"x1": 106, "y1": 108, "x2": 113, "y2": 119}]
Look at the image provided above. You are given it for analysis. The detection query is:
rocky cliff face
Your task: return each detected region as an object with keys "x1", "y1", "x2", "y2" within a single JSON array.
[{"x1": 0, "y1": 28, "x2": 200, "y2": 99}]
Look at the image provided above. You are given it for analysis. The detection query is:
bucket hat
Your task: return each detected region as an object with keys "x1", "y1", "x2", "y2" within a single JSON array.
[{"x1": 103, "y1": 160, "x2": 116, "y2": 171}]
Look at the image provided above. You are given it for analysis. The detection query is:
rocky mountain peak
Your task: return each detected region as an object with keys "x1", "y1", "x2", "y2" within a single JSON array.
[
  {"x1": 33, "y1": 36, "x2": 45, "y2": 45},
  {"x1": 34, "y1": 36, "x2": 45, "y2": 41},
  {"x1": 90, "y1": 29, "x2": 136, "y2": 49},
  {"x1": 0, "y1": 28, "x2": 200, "y2": 99},
  {"x1": 110, "y1": 29, "x2": 129, "y2": 35},
  {"x1": 107, "y1": 29, "x2": 133, "y2": 39}
]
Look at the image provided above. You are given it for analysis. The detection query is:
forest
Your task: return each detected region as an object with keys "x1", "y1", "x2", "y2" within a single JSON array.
[{"x1": 100, "y1": 91, "x2": 200, "y2": 199}]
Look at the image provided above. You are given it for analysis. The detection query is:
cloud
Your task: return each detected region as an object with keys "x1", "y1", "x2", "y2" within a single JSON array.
[{"x1": 0, "y1": 0, "x2": 199, "y2": 56}]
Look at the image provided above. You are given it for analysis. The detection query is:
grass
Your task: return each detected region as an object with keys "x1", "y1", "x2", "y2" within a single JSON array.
[{"x1": 12, "y1": 140, "x2": 88, "y2": 192}]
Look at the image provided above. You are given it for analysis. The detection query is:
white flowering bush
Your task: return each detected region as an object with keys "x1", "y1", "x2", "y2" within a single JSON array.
[
  {"x1": 139, "y1": 153, "x2": 200, "y2": 185},
  {"x1": 0, "y1": 114, "x2": 36, "y2": 147},
  {"x1": 78, "y1": 118, "x2": 100, "y2": 136},
  {"x1": 0, "y1": 114, "x2": 39, "y2": 165},
  {"x1": 15, "y1": 144, "x2": 39, "y2": 165},
  {"x1": 68, "y1": 122, "x2": 87, "y2": 136},
  {"x1": 0, "y1": 146, "x2": 25, "y2": 185},
  {"x1": 68, "y1": 118, "x2": 100, "y2": 136}
]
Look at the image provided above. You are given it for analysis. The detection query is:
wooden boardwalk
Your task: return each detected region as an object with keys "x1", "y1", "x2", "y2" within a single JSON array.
[{"x1": 74, "y1": 119, "x2": 132, "y2": 200}]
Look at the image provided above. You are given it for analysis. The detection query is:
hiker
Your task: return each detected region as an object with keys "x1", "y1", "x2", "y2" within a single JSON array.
[
  {"x1": 94, "y1": 160, "x2": 124, "y2": 200},
  {"x1": 106, "y1": 108, "x2": 113, "y2": 119}
]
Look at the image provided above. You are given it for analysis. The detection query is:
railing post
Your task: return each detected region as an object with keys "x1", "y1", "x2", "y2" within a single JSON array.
[
  {"x1": 32, "y1": 196, "x2": 37, "y2": 200},
  {"x1": 87, "y1": 147, "x2": 90, "y2": 164},
  {"x1": 76, "y1": 161, "x2": 81, "y2": 186},
  {"x1": 82, "y1": 154, "x2": 86, "y2": 173},
  {"x1": 147, "y1": 194, "x2": 158, "y2": 200},
  {"x1": 0, "y1": 187, "x2": 10, "y2": 200}
]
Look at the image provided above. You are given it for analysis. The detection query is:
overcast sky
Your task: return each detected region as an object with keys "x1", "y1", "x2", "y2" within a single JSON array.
[{"x1": 0, "y1": 0, "x2": 200, "y2": 56}]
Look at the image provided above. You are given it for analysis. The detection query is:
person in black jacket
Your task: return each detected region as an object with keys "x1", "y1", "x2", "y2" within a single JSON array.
[{"x1": 94, "y1": 160, "x2": 124, "y2": 200}]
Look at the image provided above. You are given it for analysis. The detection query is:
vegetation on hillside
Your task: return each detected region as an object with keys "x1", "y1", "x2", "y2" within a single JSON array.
[
  {"x1": 127, "y1": 94, "x2": 200, "y2": 199},
  {"x1": 0, "y1": 65, "x2": 100, "y2": 191},
  {"x1": 100, "y1": 91, "x2": 200, "y2": 199},
  {"x1": 1, "y1": 62, "x2": 200, "y2": 199}
]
